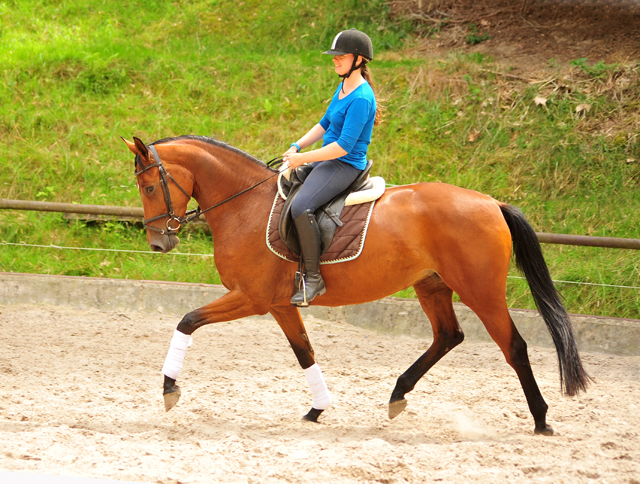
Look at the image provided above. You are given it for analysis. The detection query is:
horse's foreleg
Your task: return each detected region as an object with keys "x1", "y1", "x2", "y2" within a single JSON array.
[
  {"x1": 389, "y1": 276, "x2": 464, "y2": 419},
  {"x1": 162, "y1": 330, "x2": 193, "y2": 411},
  {"x1": 162, "y1": 290, "x2": 262, "y2": 412},
  {"x1": 269, "y1": 305, "x2": 331, "y2": 422}
]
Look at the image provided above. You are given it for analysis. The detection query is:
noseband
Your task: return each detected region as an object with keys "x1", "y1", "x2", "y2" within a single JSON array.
[{"x1": 135, "y1": 144, "x2": 280, "y2": 235}]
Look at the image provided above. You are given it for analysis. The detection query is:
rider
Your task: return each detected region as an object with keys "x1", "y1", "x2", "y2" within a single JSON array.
[{"x1": 282, "y1": 29, "x2": 381, "y2": 307}]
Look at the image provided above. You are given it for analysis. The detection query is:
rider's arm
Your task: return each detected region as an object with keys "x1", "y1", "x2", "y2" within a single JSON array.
[
  {"x1": 296, "y1": 123, "x2": 326, "y2": 150},
  {"x1": 283, "y1": 124, "x2": 326, "y2": 156},
  {"x1": 286, "y1": 142, "x2": 347, "y2": 168},
  {"x1": 334, "y1": 98, "x2": 372, "y2": 154}
]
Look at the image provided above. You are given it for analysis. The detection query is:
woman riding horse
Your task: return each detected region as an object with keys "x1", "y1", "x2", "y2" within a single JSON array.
[
  {"x1": 282, "y1": 29, "x2": 381, "y2": 307},
  {"x1": 124, "y1": 32, "x2": 591, "y2": 435}
]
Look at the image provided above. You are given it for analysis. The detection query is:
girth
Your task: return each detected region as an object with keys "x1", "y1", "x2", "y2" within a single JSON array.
[{"x1": 278, "y1": 160, "x2": 374, "y2": 256}]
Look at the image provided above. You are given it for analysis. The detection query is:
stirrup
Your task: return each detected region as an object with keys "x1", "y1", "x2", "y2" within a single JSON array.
[{"x1": 291, "y1": 272, "x2": 325, "y2": 307}]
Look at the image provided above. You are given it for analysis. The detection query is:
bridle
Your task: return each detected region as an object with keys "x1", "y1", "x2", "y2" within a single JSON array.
[
  {"x1": 135, "y1": 144, "x2": 279, "y2": 235},
  {"x1": 135, "y1": 145, "x2": 280, "y2": 235}
]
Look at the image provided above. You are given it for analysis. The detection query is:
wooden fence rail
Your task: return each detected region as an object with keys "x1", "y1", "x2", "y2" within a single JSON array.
[{"x1": 2, "y1": 198, "x2": 639, "y2": 250}]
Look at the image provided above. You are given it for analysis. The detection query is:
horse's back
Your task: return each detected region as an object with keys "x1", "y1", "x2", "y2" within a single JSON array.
[{"x1": 371, "y1": 182, "x2": 508, "y2": 241}]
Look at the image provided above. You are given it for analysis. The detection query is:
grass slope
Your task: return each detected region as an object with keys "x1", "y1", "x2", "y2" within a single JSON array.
[{"x1": 0, "y1": 0, "x2": 638, "y2": 317}]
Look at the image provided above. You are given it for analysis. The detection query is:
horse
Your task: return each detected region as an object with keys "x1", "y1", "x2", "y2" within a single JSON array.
[{"x1": 123, "y1": 134, "x2": 591, "y2": 435}]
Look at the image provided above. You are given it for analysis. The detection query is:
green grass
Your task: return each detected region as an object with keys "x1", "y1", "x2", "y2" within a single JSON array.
[
  {"x1": 0, "y1": 211, "x2": 220, "y2": 282},
  {"x1": 1, "y1": 0, "x2": 639, "y2": 318}
]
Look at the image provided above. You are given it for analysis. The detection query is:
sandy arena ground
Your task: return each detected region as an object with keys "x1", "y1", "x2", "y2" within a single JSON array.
[{"x1": 0, "y1": 304, "x2": 638, "y2": 483}]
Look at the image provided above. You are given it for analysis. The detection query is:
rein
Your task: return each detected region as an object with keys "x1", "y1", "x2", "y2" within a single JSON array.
[{"x1": 135, "y1": 144, "x2": 280, "y2": 235}]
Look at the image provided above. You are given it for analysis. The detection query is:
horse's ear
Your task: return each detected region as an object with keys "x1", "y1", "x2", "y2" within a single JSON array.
[
  {"x1": 133, "y1": 137, "x2": 149, "y2": 158},
  {"x1": 121, "y1": 136, "x2": 149, "y2": 159}
]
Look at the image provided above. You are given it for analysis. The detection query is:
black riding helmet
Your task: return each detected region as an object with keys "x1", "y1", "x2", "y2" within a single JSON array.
[
  {"x1": 323, "y1": 29, "x2": 373, "y2": 80},
  {"x1": 323, "y1": 28, "x2": 374, "y2": 60}
]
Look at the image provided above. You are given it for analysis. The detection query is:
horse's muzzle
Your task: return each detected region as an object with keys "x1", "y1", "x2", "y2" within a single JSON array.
[{"x1": 149, "y1": 232, "x2": 180, "y2": 253}]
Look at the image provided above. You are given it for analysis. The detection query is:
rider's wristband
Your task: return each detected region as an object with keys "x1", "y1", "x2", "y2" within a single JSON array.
[{"x1": 290, "y1": 142, "x2": 301, "y2": 152}]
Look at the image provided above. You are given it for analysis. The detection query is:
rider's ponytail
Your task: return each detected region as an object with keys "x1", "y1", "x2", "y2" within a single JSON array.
[{"x1": 362, "y1": 64, "x2": 384, "y2": 126}]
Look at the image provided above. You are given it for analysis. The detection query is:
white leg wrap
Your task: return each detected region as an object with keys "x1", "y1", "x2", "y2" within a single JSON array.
[
  {"x1": 162, "y1": 330, "x2": 193, "y2": 380},
  {"x1": 303, "y1": 363, "x2": 332, "y2": 410}
]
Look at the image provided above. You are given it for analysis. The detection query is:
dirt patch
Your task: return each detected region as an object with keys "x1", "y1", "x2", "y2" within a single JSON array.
[
  {"x1": 391, "y1": 0, "x2": 640, "y2": 77},
  {"x1": 0, "y1": 304, "x2": 639, "y2": 483}
]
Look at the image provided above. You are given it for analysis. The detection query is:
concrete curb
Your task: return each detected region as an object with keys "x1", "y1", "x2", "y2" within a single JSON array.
[{"x1": 1, "y1": 272, "x2": 638, "y2": 356}]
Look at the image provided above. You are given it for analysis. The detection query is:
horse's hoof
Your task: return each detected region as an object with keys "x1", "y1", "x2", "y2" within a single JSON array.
[
  {"x1": 163, "y1": 387, "x2": 181, "y2": 412},
  {"x1": 303, "y1": 408, "x2": 324, "y2": 422},
  {"x1": 388, "y1": 399, "x2": 407, "y2": 419},
  {"x1": 534, "y1": 425, "x2": 554, "y2": 436}
]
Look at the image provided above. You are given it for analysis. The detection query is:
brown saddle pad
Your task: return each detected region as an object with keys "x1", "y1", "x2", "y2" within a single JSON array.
[{"x1": 266, "y1": 193, "x2": 376, "y2": 264}]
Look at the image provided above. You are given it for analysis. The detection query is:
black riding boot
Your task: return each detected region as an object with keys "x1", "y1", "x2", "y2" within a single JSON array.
[{"x1": 291, "y1": 210, "x2": 326, "y2": 307}]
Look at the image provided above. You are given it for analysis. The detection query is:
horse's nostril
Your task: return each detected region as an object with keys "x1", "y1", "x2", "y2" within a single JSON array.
[{"x1": 151, "y1": 245, "x2": 164, "y2": 252}]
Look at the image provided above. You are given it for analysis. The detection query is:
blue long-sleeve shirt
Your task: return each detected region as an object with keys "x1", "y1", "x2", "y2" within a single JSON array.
[{"x1": 318, "y1": 81, "x2": 376, "y2": 170}]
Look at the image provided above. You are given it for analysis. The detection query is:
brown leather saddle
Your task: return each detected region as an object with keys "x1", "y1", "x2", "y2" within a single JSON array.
[{"x1": 278, "y1": 160, "x2": 374, "y2": 256}]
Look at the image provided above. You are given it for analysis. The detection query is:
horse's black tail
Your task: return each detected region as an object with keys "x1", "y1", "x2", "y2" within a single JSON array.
[{"x1": 499, "y1": 203, "x2": 591, "y2": 396}]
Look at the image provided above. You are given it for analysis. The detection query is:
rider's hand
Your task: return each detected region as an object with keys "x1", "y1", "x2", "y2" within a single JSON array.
[
  {"x1": 283, "y1": 152, "x2": 305, "y2": 169},
  {"x1": 282, "y1": 146, "x2": 298, "y2": 157}
]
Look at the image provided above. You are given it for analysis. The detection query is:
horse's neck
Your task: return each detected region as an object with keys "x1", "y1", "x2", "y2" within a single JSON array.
[{"x1": 183, "y1": 143, "x2": 274, "y2": 224}]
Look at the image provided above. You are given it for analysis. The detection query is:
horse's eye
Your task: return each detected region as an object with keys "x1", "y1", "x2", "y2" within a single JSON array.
[{"x1": 145, "y1": 186, "x2": 155, "y2": 195}]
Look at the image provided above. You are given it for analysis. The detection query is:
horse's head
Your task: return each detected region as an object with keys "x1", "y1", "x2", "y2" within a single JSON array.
[{"x1": 123, "y1": 136, "x2": 194, "y2": 253}]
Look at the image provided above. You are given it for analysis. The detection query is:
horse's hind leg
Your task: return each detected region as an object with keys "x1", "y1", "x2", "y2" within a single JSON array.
[
  {"x1": 389, "y1": 275, "x2": 464, "y2": 418},
  {"x1": 436, "y1": 239, "x2": 553, "y2": 434},
  {"x1": 469, "y1": 303, "x2": 553, "y2": 435},
  {"x1": 269, "y1": 305, "x2": 331, "y2": 422}
]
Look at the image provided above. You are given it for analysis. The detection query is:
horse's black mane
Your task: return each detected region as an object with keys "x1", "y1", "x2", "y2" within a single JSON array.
[{"x1": 151, "y1": 135, "x2": 277, "y2": 172}]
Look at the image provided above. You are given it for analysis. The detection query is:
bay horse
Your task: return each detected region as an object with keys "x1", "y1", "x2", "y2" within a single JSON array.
[{"x1": 123, "y1": 134, "x2": 590, "y2": 435}]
